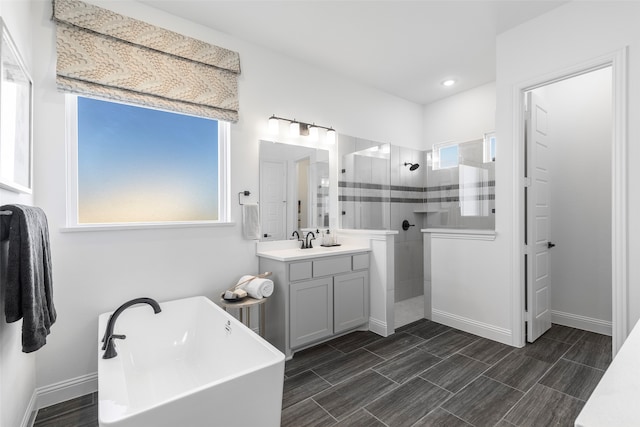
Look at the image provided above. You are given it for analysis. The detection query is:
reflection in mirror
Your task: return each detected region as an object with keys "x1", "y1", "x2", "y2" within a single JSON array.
[{"x1": 259, "y1": 140, "x2": 329, "y2": 241}]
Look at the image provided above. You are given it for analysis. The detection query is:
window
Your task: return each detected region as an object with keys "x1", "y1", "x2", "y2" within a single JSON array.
[
  {"x1": 483, "y1": 132, "x2": 496, "y2": 163},
  {"x1": 67, "y1": 96, "x2": 229, "y2": 227},
  {"x1": 432, "y1": 142, "x2": 459, "y2": 170}
]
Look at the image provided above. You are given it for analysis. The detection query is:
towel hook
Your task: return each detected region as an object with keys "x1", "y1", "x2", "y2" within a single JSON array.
[{"x1": 238, "y1": 191, "x2": 251, "y2": 205}]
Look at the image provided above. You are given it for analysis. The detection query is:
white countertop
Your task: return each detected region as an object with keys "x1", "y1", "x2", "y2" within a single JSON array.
[
  {"x1": 575, "y1": 322, "x2": 640, "y2": 426},
  {"x1": 256, "y1": 243, "x2": 370, "y2": 262}
]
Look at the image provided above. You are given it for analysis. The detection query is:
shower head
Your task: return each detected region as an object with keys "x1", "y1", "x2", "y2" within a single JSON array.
[{"x1": 404, "y1": 162, "x2": 420, "y2": 171}]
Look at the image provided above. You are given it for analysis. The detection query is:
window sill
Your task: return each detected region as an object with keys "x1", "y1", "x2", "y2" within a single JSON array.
[
  {"x1": 60, "y1": 221, "x2": 236, "y2": 233},
  {"x1": 421, "y1": 228, "x2": 496, "y2": 241}
]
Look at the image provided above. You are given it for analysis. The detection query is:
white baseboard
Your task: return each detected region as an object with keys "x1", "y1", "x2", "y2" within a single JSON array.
[
  {"x1": 432, "y1": 309, "x2": 513, "y2": 346},
  {"x1": 36, "y1": 372, "x2": 98, "y2": 410},
  {"x1": 551, "y1": 310, "x2": 612, "y2": 336},
  {"x1": 369, "y1": 317, "x2": 391, "y2": 337},
  {"x1": 21, "y1": 389, "x2": 37, "y2": 427}
]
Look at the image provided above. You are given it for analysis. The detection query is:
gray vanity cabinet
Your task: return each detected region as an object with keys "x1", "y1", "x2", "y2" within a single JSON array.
[
  {"x1": 334, "y1": 271, "x2": 368, "y2": 333},
  {"x1": 289, "y1": 277, "x2": 333, "y2": 348},
  {"x1": 259, "y1": 251, "x2": 370, "y2": 358}
]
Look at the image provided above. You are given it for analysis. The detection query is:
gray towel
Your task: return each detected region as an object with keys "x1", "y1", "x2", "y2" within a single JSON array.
[{"x1": 0, "y1": 204, "x2": 56, "y2": 353}]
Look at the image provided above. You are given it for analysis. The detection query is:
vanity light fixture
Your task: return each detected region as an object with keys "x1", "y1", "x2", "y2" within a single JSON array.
[
  {"x1": 268, "y1": 115, "x2": 279, "y2": 134},
  {"x1": 268, "y1": 115, "x2": 336, "y2": 144},
  {"x1": 289, "y1": 121, "x2": 300, "y2": 137},
  {"x1": 309, "y1": 124, "x2": 319, "y2": 141},
  {"x1": 326, "y1": 128, "x2": 336, "y2": 145}
]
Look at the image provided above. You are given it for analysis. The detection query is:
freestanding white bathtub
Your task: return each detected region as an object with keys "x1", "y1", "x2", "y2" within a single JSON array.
[{"x1": 97, "y1": 296, "x2": 285, "y2": 427}]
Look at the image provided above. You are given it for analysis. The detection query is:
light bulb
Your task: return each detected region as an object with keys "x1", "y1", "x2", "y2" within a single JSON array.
[
  {"x1": 309, "y1": 125, "x2": 319, "y2": 141},
  {"x1": 268, "y1": 116, "x2": 279, "y2": 134},
  {"x1": 290, "y1": 121, "x2": 300, "y2": 137},
  {"x1": 326, "y1": 128, "x2": 336, "y2": 145},
  {"x1": 442, "y1": 79, "x2": 456, "y2": 87}
]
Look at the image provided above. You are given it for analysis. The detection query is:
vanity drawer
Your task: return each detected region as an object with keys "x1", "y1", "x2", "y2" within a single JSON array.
[
  {"x1": 313, "y1": 256, "x2": 351, "y2": 277},
  {"x1": 352, "y1": 253, "x2": 369, "y2": 270},
  {"x1": 290, "y1": 262, "x2": 312, "y2": 281}
]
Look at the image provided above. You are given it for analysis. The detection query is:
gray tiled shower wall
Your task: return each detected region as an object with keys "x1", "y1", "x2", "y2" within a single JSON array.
[
  {"x1": 339, "y1": 137, "x2": 495, "y2": 302},
  {"x1": 424, "y1": 139, "x2": 495, "y2": 230}
]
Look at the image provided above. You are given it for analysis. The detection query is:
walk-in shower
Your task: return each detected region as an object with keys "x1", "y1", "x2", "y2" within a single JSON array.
[
  {"x1": 339, "y1": 136, "x2": 426, "y2": 328},
  {"x1": 339, "y1": 134, "x2": 496, "y2": 329}
]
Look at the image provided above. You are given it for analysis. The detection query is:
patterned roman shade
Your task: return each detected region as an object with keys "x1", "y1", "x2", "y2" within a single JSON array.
[{"x1": 53, "y1": 0, "x2": 240, "y2": 122}]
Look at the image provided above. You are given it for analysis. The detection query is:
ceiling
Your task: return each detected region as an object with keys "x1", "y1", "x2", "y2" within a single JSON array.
[{"x1": 139, "y1": 1, "x2": 568, "y2": 105}]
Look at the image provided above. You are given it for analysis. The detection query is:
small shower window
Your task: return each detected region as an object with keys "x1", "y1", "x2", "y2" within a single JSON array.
[
  {"x1": 65, "y1": 95, "x2": 230, "y2": 228},
  {"x1": 483, "y1": 132, "x2": 496, "y2": 163},
  {"x1": 432, "y1": 142, "x2": 459, "y2": 170}
]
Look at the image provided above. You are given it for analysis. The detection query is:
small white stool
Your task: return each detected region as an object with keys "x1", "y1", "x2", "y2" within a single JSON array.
[{"x1": 219, "y1": 297, "x2": 267, "y2": 337}]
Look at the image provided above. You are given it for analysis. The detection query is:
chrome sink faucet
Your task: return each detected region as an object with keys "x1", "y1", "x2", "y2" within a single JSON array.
[{"x1": 101, "y1": 297, "x2": 162, "y2": 359}]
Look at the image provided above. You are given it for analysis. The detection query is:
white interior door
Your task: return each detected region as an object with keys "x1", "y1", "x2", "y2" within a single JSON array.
[
  {"x1": 526, "y1": 91, "x2": 552, "y2": 342},
  {"x1": 260, "y1": 160, "x2": 286, "y2": 241}
]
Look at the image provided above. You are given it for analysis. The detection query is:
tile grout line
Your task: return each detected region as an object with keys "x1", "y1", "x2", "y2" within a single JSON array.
[
  {"x1": 560, "y1": 356, "x2": 608, "y2": 372},
  {"x1": 307, "y1": 397, "x2": 339, "y2": 425},
  {"x1": 406, "y1": 405, "x2": 473, "y2": 427},
  {"x1": 536, "y1": 381, "x2": 587, "y2": 403},
  {"x1": 362, "y1": 407, "x2": 391, "y2": 427}
]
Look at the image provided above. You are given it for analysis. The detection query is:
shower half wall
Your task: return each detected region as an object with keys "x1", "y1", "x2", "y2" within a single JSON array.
[{"x1": 339, "y1": 135, "x2": 426, "y2": 303}]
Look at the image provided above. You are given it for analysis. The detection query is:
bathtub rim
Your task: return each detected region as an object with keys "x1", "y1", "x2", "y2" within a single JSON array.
[{"x1": 97, "y1": 295, "x2": 285, "y2": 425}]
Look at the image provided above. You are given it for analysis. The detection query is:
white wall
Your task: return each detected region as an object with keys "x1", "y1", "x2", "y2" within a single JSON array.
[
  {"x1": 496, "y1": 2, "x2": 640, "y2": 348},
  {"x1": 533, "y1": 68, "x2": 612, "y2": 334},
  {"x1": 29, "y1": 0, "x2": 423, "y2": 404},
  {"x1": 423, "y1": 82, "x2": 496, "y2": 146},
  {"x1": 421, "y1": 82, "x2": 506, "y2": 342},
  {"x1": 0, "y1": 1, "x2": 38, "y2": 425}
]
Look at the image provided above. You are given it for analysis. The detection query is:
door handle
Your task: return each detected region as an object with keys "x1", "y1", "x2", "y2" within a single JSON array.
[{"x1": 547, "y1": 242, "x2": 556, "y2": 249}]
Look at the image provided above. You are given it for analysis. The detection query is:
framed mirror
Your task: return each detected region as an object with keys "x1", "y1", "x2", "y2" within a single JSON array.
[{"x1": 259, "y1": 140, "x2": 330, "y2": 241}]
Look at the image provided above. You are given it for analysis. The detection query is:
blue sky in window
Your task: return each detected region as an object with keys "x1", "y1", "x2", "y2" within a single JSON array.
[
  {"x1": 77, "y1": 97, "x2": 219, "y2": 223},
  {"x1": 440, "y1": 145, "x2": 459, "y2": 169}
]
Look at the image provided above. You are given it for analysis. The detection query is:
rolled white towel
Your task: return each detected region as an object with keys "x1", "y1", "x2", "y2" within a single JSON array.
[{"x1": 236, "y1": 275, "x2": 274, "y2": 299}]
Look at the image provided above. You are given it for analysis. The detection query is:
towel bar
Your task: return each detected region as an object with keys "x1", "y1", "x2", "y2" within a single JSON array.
[
  {"x1": 0, "y1": 210, "x2": 12, "y2": 215},
  {"x1": 238, "y1": 190, "x2": 251, "y2": 205}
]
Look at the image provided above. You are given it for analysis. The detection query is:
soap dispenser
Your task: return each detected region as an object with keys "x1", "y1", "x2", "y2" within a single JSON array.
[{"x1": 324, "y1": 229, "x2": 333, "y2": 246}]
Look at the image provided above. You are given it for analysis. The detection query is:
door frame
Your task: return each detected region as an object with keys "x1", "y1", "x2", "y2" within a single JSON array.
[{"x1": 512, "y1": 48, "x2": 628, "y2": 354}]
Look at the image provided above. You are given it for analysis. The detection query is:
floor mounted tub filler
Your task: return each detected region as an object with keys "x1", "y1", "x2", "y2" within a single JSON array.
[{"x1": 97, "y1": 296, "x2": 285, "y2": 426}]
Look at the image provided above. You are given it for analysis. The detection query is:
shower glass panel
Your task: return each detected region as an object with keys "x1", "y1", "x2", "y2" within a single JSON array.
[
  {"x1": 339, "y1": 135, "x2": 426, "y2": 303},
  {"x1": 424, "y1": 138, "x2": 495, "y2": 230},
  {"x1": 338, "y1": 135, "x2": 391, "y2": 230}
]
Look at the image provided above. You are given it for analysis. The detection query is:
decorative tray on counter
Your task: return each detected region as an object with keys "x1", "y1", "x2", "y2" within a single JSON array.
[{"x1": 320, "y1": 244, "x2": 342, "y2": 247}]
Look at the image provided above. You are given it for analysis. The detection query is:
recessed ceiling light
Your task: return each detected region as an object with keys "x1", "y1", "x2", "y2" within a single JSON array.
[{"x1": 442, "y1": 79, "x2": 456, "y2": 87}]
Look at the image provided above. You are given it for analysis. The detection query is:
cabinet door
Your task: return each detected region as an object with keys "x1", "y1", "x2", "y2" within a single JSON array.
[
  {"x1": 334, "y1": 271, "x2": 369, "y2": 334},
  {"x1": 290, "y1": 278, "x2": 333, "y2": 349}
]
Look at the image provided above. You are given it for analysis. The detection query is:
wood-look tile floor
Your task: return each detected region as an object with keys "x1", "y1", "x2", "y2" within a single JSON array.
[{"x1": 33, "y1": 322, "x2": 611, "y2": 427}]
